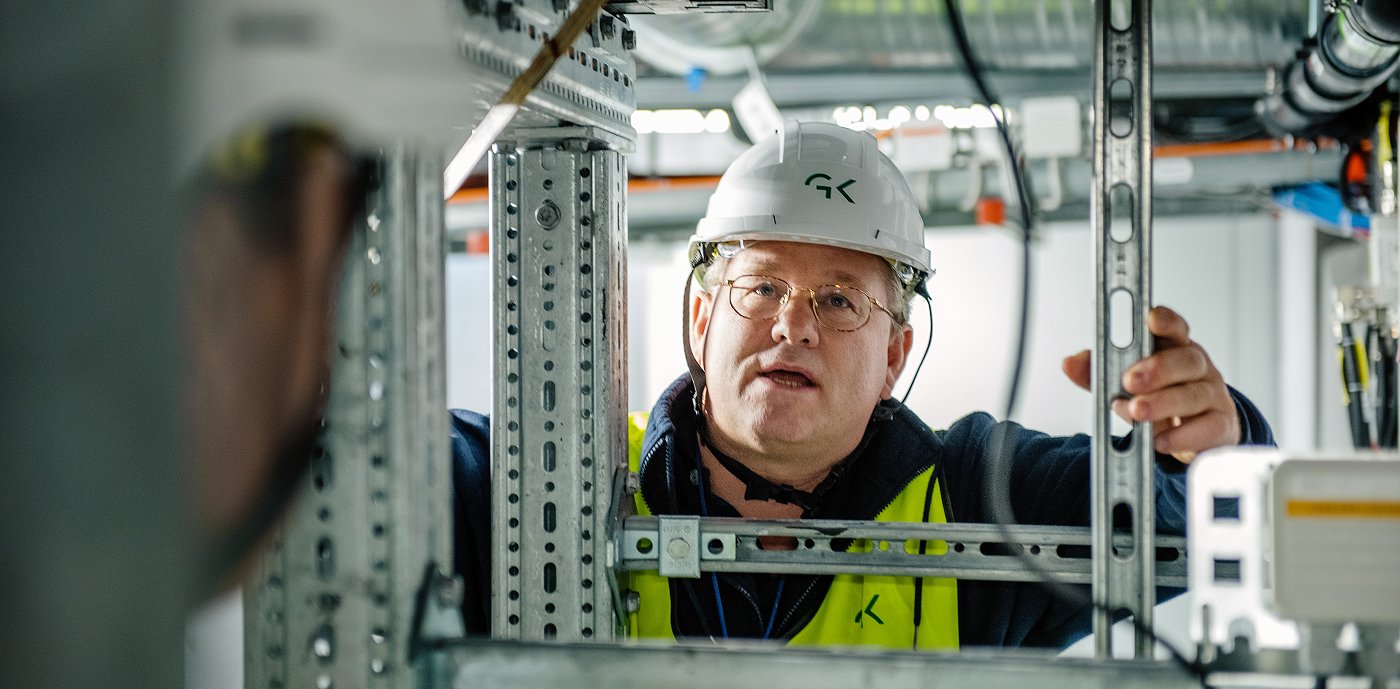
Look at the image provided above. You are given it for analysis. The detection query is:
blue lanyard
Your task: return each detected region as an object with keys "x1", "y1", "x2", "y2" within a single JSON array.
[{"x1": 696, "y1": 464, "x2": 786, "y2": 640}]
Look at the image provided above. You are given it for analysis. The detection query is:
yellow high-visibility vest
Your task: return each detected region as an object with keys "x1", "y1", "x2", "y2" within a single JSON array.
[{"x1": 624, "y1": 411, "x2": 960, "y2": 650}]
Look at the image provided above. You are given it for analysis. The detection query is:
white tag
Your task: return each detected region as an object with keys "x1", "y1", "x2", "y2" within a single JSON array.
[{"x1": 732, "y1": 78, "x2": 783, "y2": 143}]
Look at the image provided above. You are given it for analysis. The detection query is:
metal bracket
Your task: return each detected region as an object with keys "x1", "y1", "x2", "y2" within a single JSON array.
[
  {"x1": 503, "y1": 126, "x2": 637, "y2": 154},
  {"x1": 624, "y1": 517, "x2": 739, "y2": 579},
  {"x1": 657, "y1": 516, "x2": 701, "y2": 578}
]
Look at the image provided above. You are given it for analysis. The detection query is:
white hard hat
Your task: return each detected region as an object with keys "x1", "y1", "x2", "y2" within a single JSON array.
[{"x1": 689, "y1": 121, "x2": 931, "y2": 286}]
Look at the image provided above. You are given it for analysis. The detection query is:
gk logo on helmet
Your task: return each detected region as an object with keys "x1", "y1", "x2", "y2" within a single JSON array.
[{"x1": 803, "y1": 173, "x2": 857, "y2": 204}]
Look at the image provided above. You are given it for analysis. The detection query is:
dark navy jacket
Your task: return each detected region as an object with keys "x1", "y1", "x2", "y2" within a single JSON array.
[{"x1": 450, "y1": 375, "x2": 1274, "y2": 648}]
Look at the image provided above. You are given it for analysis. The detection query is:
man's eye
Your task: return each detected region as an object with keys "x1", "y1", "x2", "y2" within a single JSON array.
[
  {"x1": 824, "y1": 293, "x2": 853, "y2": 309},
  {"x1": 753, "y1": 283, "x2": 780, "y2": 298}
]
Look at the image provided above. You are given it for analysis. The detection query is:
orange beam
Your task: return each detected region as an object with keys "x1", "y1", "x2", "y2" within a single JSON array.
[
  {"x1": 1154, "y1": 138, "x2": 1335, "y2": 158},
  {"x1": 446, "y1": 139, "x2": 1333, "y2": 205},
  {"x1": 448, "y1": 175, "x2": 721, "y2": 205}
]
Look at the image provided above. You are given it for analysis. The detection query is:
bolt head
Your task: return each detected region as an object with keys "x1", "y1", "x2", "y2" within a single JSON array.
[
  {"x1": 536, "y1": 200, "x2": 562, "y2": 229},
  {"x1": 437, "y1": 575, "x2": 465, "y2": 608}
]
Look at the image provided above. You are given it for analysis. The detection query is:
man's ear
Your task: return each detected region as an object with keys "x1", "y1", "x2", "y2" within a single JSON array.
[
  {"x1": 689, "y1": 287, "x2": 715, "y2": 368},
  {"x1": 882, "y1": 322, "x2": 915, "y2": 398}
]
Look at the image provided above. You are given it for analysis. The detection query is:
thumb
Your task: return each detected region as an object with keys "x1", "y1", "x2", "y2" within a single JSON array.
[{"x1": 1062, "y1": 349, "x2": 1091, "y2": 391}]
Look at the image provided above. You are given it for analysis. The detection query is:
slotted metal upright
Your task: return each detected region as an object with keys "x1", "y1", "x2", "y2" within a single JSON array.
[
  {"x1": 490, "y1": 130, "x2": 630, "y2": 641},
  {"x1": 244, "y1": 149, "x2": 455, "y2": 689},
  {"x1": 1090, "y1": 0, "x2": 1157, "y2": 659}
]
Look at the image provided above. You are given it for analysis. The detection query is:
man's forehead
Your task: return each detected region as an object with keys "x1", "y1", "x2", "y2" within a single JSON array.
[{"x1": 729, "y1": 243, "x2": 886, "y2": 285}]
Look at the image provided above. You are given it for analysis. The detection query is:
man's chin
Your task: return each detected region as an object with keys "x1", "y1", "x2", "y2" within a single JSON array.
[{"x1": 744, "y1": 417, "x2": 821, "y2": 450}]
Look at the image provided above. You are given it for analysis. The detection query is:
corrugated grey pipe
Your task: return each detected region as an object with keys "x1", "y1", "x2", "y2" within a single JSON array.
[{"x1": 1259, "y1": 1, "x2": 1400, "y2": 136}]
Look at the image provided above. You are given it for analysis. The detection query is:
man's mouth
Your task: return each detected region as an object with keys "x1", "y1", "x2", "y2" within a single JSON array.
[{"x1": 760, "y1": 368, "x2": 816, "y2": 388}]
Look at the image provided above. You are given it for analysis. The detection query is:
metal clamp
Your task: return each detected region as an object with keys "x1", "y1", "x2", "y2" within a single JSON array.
[
  {"x1": 658, "y1": 516, "x2": 700, "y2": 578},
  {"x1": 623, "y1": 517, "x2": 739, "y2": 579}
]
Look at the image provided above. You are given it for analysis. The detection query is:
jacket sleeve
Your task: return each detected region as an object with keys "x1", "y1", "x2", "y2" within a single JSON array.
[
  {"x1": 943, "y1": 386, "x2": 1274, "y2": 649},
  {"x1": 449, "y1": 409, "x2": 492, "y2": 635}
]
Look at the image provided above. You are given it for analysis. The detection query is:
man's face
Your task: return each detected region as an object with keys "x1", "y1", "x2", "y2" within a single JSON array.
[{"x1": 690, "y1": 241, "x2": 913, "y2": 461}]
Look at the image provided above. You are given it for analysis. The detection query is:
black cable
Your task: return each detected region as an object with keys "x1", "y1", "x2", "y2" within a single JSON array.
[
  {"x1": 1380, "y1": 329, "x2": 1398, "y2": 448},
  {"x1": 901, "y1": 295, "x2": 936, "y2": 405},
  {"x1": 941, "y1": 1, "x2": 1209, "y2": 685},
  {"x1": 939, "y1": 0, "x2": 1033, "y2": 419},
  {"x1": 1340, "y1": 321, "x2": 1372, "y2": 449},
  {"x1": 1368, "y1": 323, "x2": 1386, "y2": 449}
]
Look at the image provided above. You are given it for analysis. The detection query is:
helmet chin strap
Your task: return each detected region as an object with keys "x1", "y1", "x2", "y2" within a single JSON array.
[
  {"x1": 681, "y1": 260, "x2": 709, "y2": 418},
  {"x1": 679, "y1": 263, "x2": 892, "y2": 515}
]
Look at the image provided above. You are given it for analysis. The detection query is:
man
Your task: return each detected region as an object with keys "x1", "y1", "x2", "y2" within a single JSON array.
[
  {"x1": 450, "y1": 121, "x2": 1273, "y2": 648},
  {"x1": 187, "y1": 123, "x2": 370, "y2": 593}
]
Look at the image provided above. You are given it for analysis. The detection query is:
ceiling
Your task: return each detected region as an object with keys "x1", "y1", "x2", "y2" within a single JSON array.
[{"x1": 628, "y1": 0, "x2": 1311, "y2": 111}]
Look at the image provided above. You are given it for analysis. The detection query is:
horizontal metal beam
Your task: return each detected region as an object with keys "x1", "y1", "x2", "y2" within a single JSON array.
[
  {"x1": 446, "y1": 149, "x2": 1342, "y2": 238},
  {"x1": 427, "y1": 639, "x2": 1200, "y2": 689},
  {"x1": 617, "y1": 516, "x2": 1187, "y2": 586},
  {"x1": 635, "y1": 69, "x2": 1270, "y2": 110}
]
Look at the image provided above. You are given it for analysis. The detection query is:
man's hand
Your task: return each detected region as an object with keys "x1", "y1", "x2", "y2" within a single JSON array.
[{"x1": 1060, "y1": 306, "x2": 1240, "y2": 464}]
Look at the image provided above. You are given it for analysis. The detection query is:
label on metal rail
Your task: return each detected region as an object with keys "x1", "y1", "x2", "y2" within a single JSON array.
[{"x1": 658, "y1": 516, "x2": 701, "y2": 579}]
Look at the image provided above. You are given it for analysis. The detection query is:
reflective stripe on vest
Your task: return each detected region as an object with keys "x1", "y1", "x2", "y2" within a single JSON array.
[{"x1": 624, "y1": 411, "x2": 960, "y2": 651}]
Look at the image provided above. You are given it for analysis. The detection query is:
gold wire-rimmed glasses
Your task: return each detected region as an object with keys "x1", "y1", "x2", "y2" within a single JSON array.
[{"x1": 720, "y1": 274, "x2": 896, "y2": 332}]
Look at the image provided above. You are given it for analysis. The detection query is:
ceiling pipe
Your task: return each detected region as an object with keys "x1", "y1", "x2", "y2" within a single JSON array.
[{"x1": 1258, "y1": 1, "x2": 1400, "y2": 136}]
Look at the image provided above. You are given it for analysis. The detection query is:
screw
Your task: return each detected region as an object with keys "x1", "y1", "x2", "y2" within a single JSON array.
[
  {"x1": 625, "y1": 590, "x2": 641, "y2": 613},
  {"x1": 437, "y1": 575, "x2": 465, "y2": 608},
  {"x1": 536, "y1": 200, "x2": 562, "y2": 229}
]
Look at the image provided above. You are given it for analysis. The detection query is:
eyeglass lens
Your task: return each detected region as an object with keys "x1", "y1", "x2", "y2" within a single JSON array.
[{"x1": 728, "y1": 275, "x2": 870, "y2": 330}]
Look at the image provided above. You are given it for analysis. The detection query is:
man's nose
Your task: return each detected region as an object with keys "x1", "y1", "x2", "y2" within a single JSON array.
[{"x1": 772, "y1": 290, "x2": 821, "y2": 346}]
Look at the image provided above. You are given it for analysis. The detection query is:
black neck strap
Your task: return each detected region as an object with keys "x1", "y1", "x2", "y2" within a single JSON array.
[
  {"x1": 695, "y1": 404, "x2": 888, "y2": 515},
  {"x1": 680, "y1": 275, "x2": 707, "y2": 417}
]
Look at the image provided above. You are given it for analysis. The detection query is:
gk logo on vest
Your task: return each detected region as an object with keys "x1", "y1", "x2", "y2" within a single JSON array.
[
  {"x1": 804, "y1": 173, "x2": 856, "y2": 203},
  {"x1": 853, "y1": 594, "x2": 884, "y2": 626}
]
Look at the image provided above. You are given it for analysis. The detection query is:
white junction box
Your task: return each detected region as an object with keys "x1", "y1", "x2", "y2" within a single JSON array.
[
  {"x1": 1019, "y1": 96, "x2": 1082, "y2": 160},
  {"x1": 1188, "y1": 448, "x2": 1299, "y2": 654},
  {"x1": 1270, "y1": 458, "x2": 1400, "y2": 624}
]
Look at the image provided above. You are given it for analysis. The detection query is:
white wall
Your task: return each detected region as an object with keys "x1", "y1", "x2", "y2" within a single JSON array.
[{"x1": 445, "y1": 254, "x2": 492, "y2": 412}]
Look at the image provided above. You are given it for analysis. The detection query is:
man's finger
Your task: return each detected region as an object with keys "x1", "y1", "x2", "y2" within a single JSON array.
[
  {"x1": 1148, "y1": 306, "x2": 1191, "y2": 347},
  {"x1": 1062, "y1": 349, "x2": 1091, "y2": 391},
  {"x1": 1123, "y1": 380, "x2": 1222, "y2": 423},
  {"x1": 1153, "y1": 409, "x2": 1238, "y2": 459},
  {"x1": 1112, "y1": 398, "x2": 1133, "y2": 424},
  {"x1": 1123, "y1": 348, "x2": 1212, "y2": 396}
]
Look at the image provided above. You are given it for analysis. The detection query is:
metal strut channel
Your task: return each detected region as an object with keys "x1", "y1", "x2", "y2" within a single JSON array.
[
  {"x1": 432, "y1": 638, "x2": 1200, "y2": 689},
  {"x1": 245, "y1": 149, "x2": 453, "y2": 689},
  {"x1": 617, "y1": 517, "x2": 1186, "y2": 586},
  {"x1": 1091, "y1": 0, "x2": 1156, "y2": 659},
  {"x1": 491, "y1": 130, "x2": 628, "y2": 642}
]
